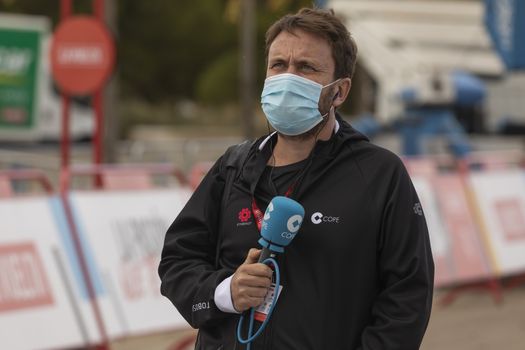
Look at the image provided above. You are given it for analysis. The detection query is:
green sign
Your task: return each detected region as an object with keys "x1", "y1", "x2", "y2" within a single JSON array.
[{"x1": 0, "y1": 28, "x2": 40, "y2": 129}]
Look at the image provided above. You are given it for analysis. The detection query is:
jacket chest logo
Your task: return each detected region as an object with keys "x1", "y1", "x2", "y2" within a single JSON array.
[
  {"x1": 237, "y1": 207, "x2": 253, "y2": 227},
  {"x1": 311, "y1": 211, "x2": 341, "y2": 225}
]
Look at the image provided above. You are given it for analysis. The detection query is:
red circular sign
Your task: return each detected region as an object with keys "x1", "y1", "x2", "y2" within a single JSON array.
[{"x1": 51, "y1": 16, "x2": 115, "y2": 95}]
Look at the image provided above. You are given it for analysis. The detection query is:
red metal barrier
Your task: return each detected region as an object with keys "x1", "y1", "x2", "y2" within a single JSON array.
[
  {"x1": 404, "y1": 156, "x2": 505, "y2": 305},
  {"x1": 0, "y1": 169, "x2": 54, "y2": 195},
  {"x1": 0, "y1": 175, "x2": 11, "y2": 197},
  {"x1": 59, "y1": 169, "x2": 109, "y2": 349},
  {"x1": 67, "y1": 163, "x2": 188, "y2": 190},
  {"x1": 445, "y1": 159, "x2": 503, "y2": 305},
  {"x1": 465, "y1": 150, "x2": 524, "y2": 170},
  {"x1": 56, "y1": 162, "x2": 190, "y2": 349}
]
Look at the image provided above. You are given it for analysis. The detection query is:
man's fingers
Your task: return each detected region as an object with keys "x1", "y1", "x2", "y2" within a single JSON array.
[
  {"x1": 235, "y1": 273, "x2": 272, "y2": 289},
  {"x1": 232, "y1": 248, "x2": 275, "y2": 312},
  {"x1": 240, "y1": 249, "x2": 273, "y2": 279},
  {"x1": 238, "y1": 263, "x2": 273, "y2": 279},
  {"x1": 234, "y1": 296, "x2": 265, "y2": 311},
  {"x1": 237, "y1": 285, "x2": 270, "y2": 299}
]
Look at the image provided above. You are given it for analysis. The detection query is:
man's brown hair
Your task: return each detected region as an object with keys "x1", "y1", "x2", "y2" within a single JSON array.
[{"x1": 265, "y1": 8, "x2": 358, "y2": 79}]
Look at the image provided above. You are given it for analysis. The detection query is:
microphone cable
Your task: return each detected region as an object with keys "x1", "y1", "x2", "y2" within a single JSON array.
[{"x1": 236, "y1": 257, "x2": 280, "y2": 350}]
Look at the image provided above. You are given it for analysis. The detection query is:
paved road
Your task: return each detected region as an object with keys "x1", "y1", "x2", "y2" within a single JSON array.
[{"x1": 422, "y1": 286, "x2": 525, "y2": 350}]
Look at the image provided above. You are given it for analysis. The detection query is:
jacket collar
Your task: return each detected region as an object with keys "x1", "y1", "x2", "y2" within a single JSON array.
[
  {"x1": 243, "y1": 116, "x2": 367, "y2": 196},
  {"x1": 257, "y1": 120, "x2": 341, "y2": 152}
]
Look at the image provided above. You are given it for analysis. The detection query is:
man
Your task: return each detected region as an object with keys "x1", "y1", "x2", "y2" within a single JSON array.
[{"x1": 159, "y1": 8, "x2": 434, "y2": 350}]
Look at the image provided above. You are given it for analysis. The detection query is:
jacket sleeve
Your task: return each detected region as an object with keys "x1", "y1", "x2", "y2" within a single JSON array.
[
  {"x1": 359, "y1": 160, "x2": 434, "y2": 350},
  {"x1": 158, "y1": 156, "x2": 234, "y2": 328}
]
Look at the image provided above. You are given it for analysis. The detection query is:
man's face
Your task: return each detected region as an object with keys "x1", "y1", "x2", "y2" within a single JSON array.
[
  {"x1": 266, "y1": 29, "x2": 338, "y2": 123},
  {"x1": 266, "y1": 29, "x2": 335, "y2": 85}
]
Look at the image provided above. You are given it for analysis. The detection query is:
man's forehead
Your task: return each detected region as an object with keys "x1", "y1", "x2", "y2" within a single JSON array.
[{"x1": 268, "y1": 29, "x2": 331, "y2": 59}]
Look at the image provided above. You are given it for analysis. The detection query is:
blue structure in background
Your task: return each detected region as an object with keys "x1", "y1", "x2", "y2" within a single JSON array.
[
  {"x1": 485, "y1": 0, "x2": 525, "y2": 69},
  {"x1": 352, "y1": 71, "x2": 487, "y2": 158},
  {"x1": 395, "y1": 108, "x2": 472, "y2": 158},
  {"x1": 350, "y1": 114, "x2": 382, "y2": 139},
  {"x1": 349, "y1": 0, "x2": 525, "y2": 157},
  {"x1": 395, "y1": 71, "x2": 486, "y2": 157}
]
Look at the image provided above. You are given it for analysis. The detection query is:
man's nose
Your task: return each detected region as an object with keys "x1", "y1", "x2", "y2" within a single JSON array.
[
  {"x1": 285, "y1": 64, "x2": 299, "y2": 76},
  {"x1": 278, "y1": 56, "x2": 297, "y2": 75}
]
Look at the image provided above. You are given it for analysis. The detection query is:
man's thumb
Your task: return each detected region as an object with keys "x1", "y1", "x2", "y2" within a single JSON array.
[{"x1": 244, "y1": 248, "x2": 261, "y2": 264}]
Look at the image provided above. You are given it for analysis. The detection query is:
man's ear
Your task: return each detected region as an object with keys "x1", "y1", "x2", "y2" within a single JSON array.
[{"x1": 333, "y1": 78, "x2": 352, "y2": 108}]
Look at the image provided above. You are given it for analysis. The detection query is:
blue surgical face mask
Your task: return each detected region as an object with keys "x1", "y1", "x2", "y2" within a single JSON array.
[{"x1": 261, "y1": 73, "x2": 339, "y2": 136}]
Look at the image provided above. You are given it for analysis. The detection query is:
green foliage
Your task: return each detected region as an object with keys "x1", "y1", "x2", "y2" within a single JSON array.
[
  {"x1": 0, "y1": 0, "x2": 315, "y2": 106},
  {"x1": 117, "y1": 0, "x2": 237, "y2": 102},
  {"x1": 116, "y1": 0, "x2": 312, "y2": 104},
  {"x1": 196, "y1": 50, "x2": 239, "y2": 105},
  {"x1": 0, "y1": 0, "x2": 98, "y2": 27}
]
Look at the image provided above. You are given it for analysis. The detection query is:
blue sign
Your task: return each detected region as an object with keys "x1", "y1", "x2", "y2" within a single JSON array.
[{"x1": 485, "y1": 0, "x2": 525, "y2": 69}]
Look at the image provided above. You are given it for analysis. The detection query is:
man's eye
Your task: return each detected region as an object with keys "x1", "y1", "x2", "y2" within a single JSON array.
[
  {"x1": 271, "y1": 62, "x2": 284, "y2": 69},
  {"x1": 301, "y1": 64, "x2": 316, "y2": 72}
]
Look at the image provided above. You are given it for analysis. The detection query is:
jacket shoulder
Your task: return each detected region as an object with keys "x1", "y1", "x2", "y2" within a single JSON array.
[
  {"x1": 349, "y1": 140, "x2": 405, "y2": 171},
  {"x1": 222, "y1": 139, "x2": 256, "y2": 168}
]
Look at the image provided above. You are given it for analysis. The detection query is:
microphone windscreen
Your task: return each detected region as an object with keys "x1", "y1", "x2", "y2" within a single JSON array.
[{"x1": 259, "y1": 196, "x2": 305, "y2": 252}]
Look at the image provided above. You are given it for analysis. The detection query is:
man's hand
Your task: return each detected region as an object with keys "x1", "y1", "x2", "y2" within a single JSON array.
[{"x1": 231, "y1": 248, "x2": 273, "y2": 312}]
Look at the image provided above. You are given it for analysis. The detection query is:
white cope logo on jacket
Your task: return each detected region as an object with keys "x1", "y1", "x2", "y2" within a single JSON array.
[{"x1": 311, "y1": 212, "x2": 340, "y2": 224}]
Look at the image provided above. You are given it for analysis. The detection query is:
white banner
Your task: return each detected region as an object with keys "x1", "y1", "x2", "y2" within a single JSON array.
[
  {"x1": 0, "y1": 197, "x2": 86, "y2": 350},
  {"x1": 469, "y1": 170, "x2": 525, "y2": 276},
  {"x1": 412, "y1": 177, "x2": 452, "y2": 285},
  {"x1": 67, "y1": 188, "x2": 192, "y2": 337},
  {"x1": 412, "y1": 175, "x2": 492, "y2": 287}
]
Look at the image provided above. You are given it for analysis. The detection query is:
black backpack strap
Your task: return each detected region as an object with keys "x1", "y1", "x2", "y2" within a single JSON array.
[
  {"x1": 215, "y1": 140, "x2": 255, "y2": 269},
  {"x1": 221, "y1": 140, "x2": 253, "y2": 208}
]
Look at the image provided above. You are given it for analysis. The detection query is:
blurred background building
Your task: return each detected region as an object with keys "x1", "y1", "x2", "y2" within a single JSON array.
[{"x1": 0, "y1": 0, "x2": 523, "y2": 170}]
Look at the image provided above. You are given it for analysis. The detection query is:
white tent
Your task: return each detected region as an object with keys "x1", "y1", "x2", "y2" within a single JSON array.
[{"x1": 329, "y1": 0, "x2": 504, "y2": 122}]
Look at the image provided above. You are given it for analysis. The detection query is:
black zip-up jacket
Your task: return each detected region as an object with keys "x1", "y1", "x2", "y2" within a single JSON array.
[{"x1": 159, "y1": 118, "x2": 434, "y2": 349}]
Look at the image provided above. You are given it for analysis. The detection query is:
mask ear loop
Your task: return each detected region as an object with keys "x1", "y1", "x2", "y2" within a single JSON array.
[
  {"x1": 291, "y1": 83, "x2": 340, "y2": 172},
  {"x1": 319, "y1": 78, "x2": 341, "y2": 116},
  {"x1": 320, "y1": 89, "x2": 340, "y2": 118}
]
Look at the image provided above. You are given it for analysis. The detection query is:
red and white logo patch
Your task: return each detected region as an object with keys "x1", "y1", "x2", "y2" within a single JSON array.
[
  {"x1": 237, "y1": 208, "x2": 253, "y2": 226},
  {"x1": 0, "y1": 242, "x2": 54, "y2": 313}
]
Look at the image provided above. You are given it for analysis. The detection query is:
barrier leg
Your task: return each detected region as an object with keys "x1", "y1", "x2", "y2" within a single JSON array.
[
  {"x1": 504, "y1": 273, "x2": 525, "y2": 290},
  {"x1": 61, "y1": 190, "x2": 109, "y2": 348},
  {"x1": 439, "y1": 278, "x2": 503, "y2": 307}
]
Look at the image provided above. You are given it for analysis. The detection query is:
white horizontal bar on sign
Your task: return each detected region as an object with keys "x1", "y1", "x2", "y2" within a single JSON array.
[
  {"x1": 330, "y1": 0, "x2": 483, "y2": 23},
  {"x1": 361, "y1": 19, "x2": 492, "y2": 49},
  {"x1": 404, "y1": 47, "x2": 504, "y2": 77},
  {"x1": 0, "y1": 13, "x2": 50, "y2": 31}
]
